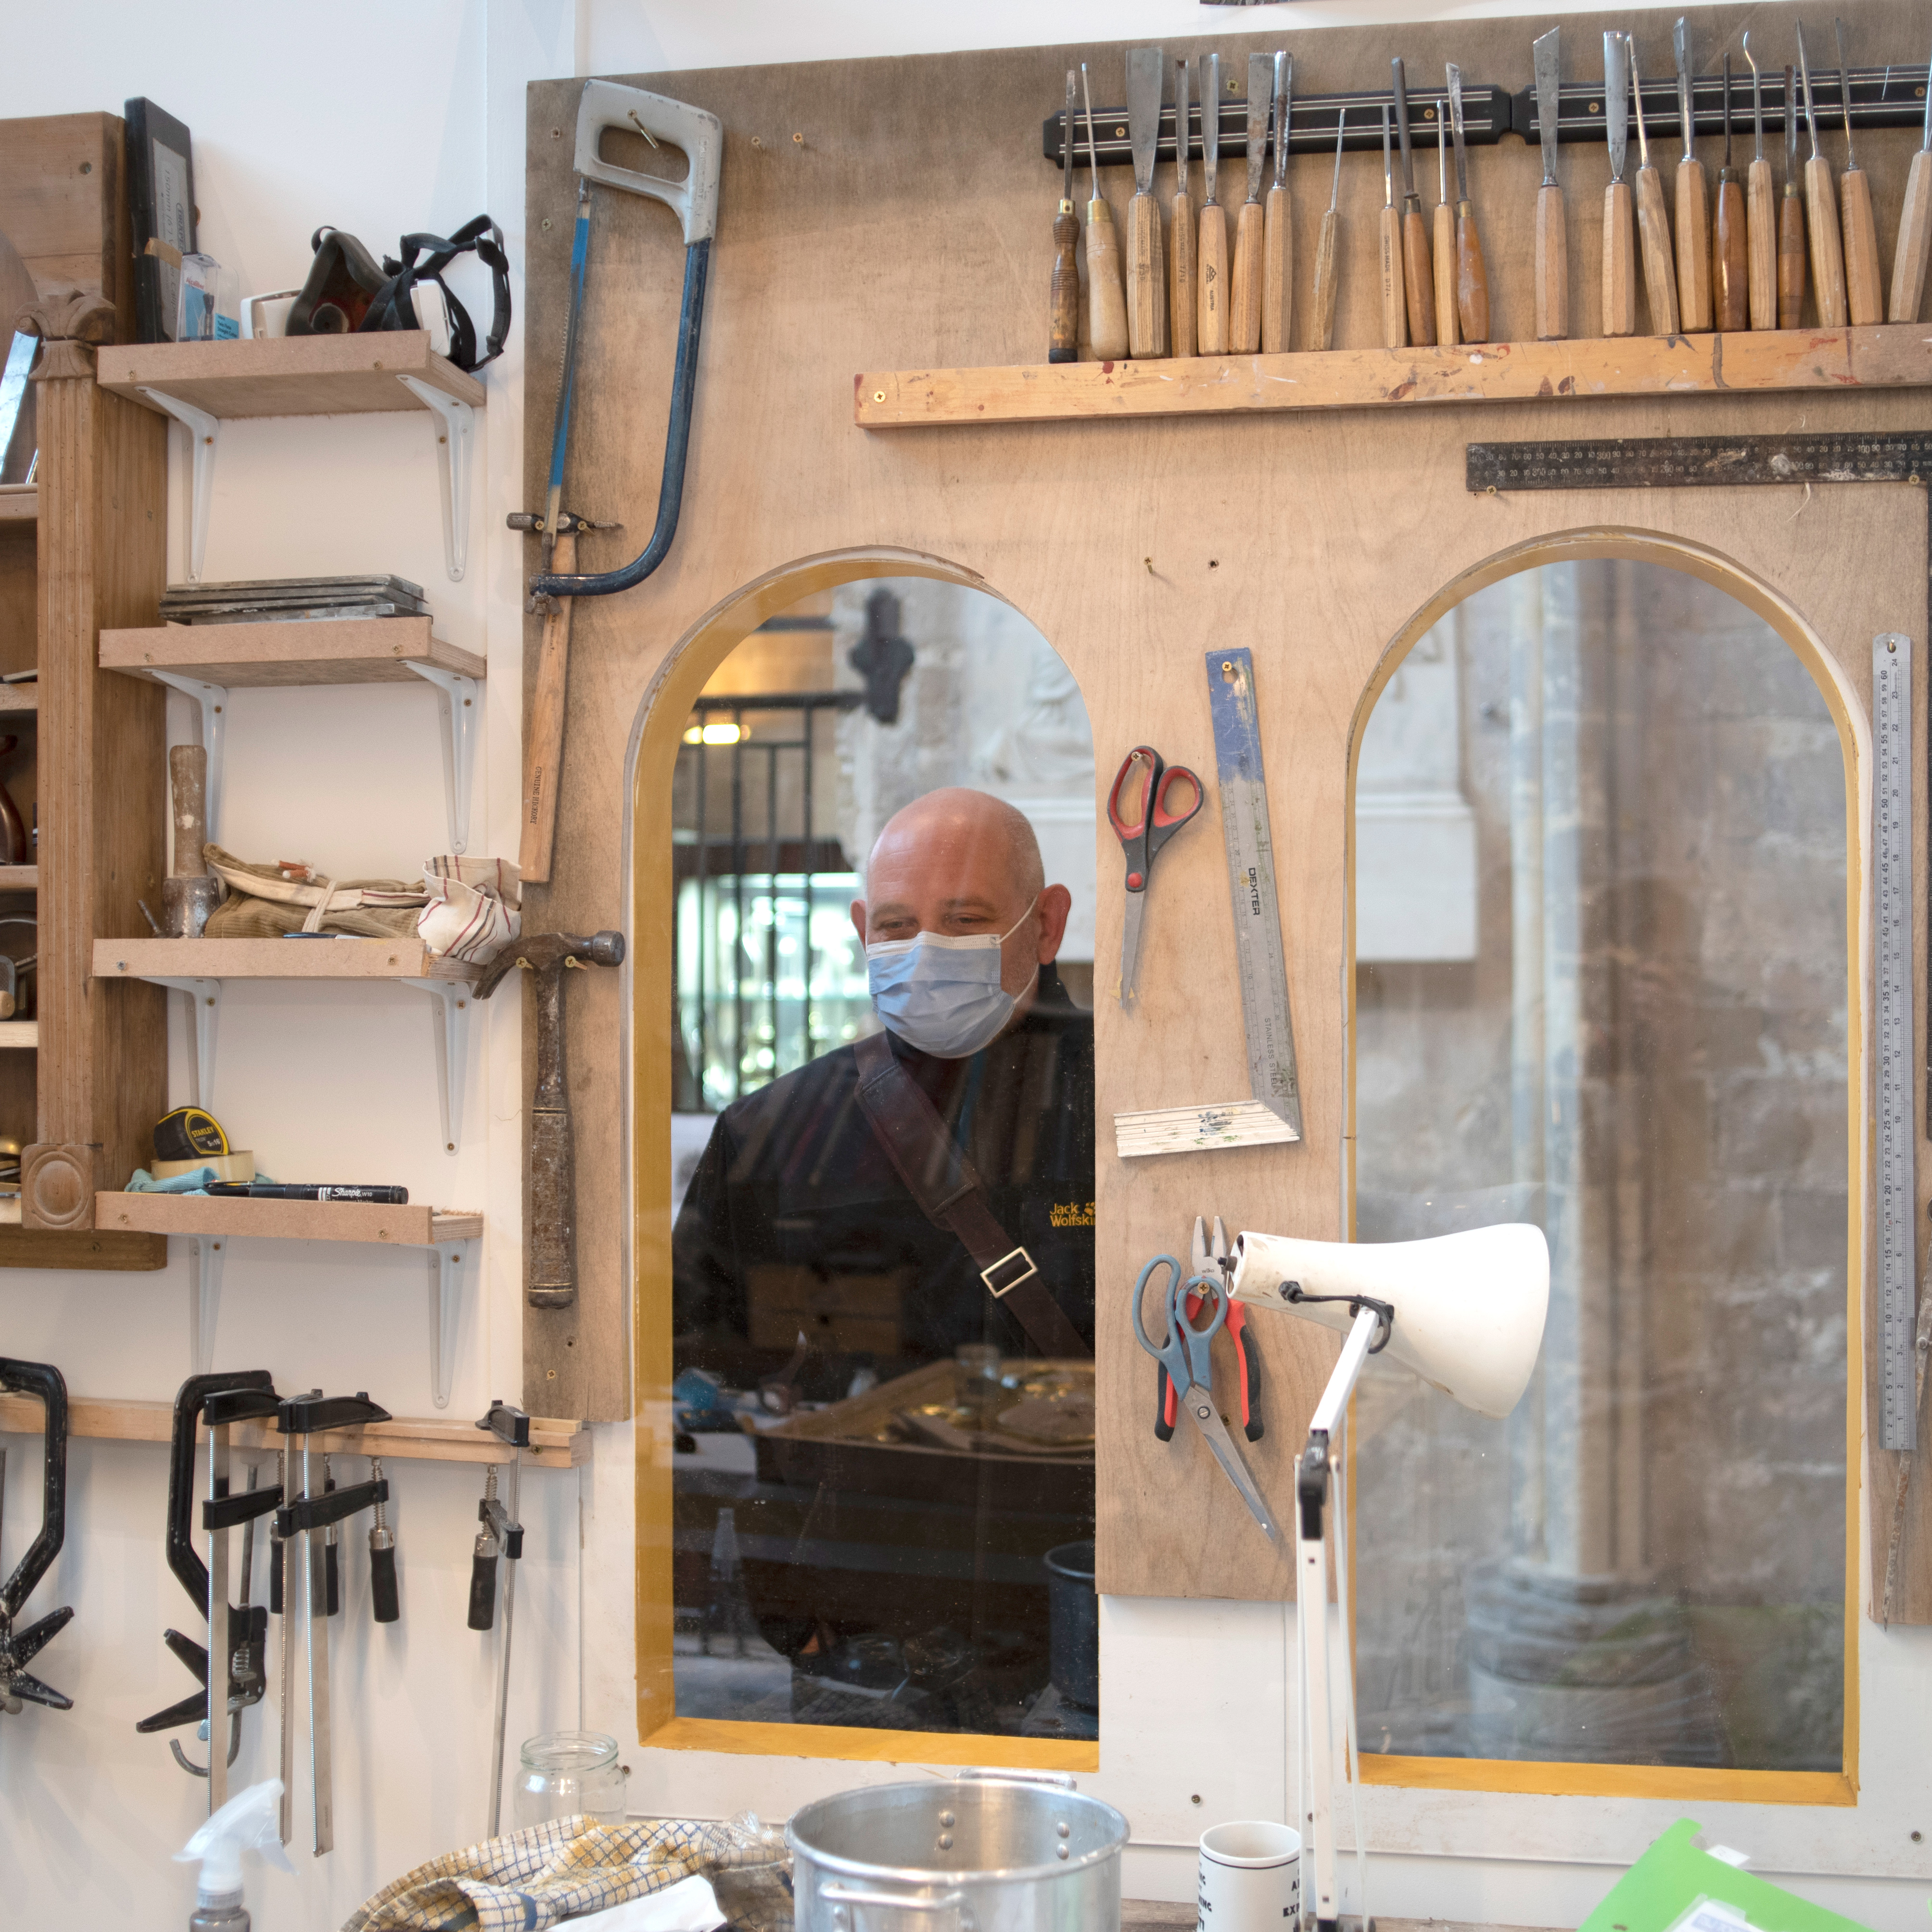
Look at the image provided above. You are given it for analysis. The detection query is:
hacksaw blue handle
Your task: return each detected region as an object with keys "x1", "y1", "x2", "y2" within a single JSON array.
[{"x1": 546, "y1": 194, "x2": 593, "y2": 505}]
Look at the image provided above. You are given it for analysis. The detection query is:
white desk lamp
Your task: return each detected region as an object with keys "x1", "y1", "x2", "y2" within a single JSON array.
[{"x1": 1227, "y1": 1224, "x2": 1551, "y2": 1932}]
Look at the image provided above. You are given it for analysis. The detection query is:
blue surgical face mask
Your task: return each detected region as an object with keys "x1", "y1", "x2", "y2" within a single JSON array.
[{"x1": 864, "y1": 902, "x2": 1037, "y2": 1059}]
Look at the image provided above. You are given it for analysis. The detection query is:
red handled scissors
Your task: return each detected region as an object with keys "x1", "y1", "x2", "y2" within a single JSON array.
[{"x1": 1107, "y1": 745, "x2": 1204, "y2": 1008}]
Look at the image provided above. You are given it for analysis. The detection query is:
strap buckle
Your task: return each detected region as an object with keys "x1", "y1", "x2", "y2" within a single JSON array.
[{"x1": 980, "y1": 1247, "x2": 1038, "y2": 1298}]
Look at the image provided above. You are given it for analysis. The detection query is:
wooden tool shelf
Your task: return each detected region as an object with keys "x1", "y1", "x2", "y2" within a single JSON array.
[
  {"x1": 95, "y1": 937, "x2": 479, "y2": 983},
  {"x1": 0, "y1": 686, "x2": 39, "y2": 715},
  {"x1": 98, "y1": 1194, "x2": 482, "y2": 1246},
  {"x1": 0, "y1": 865, "x2": 35, "y2": 890},
  {"x1": 0, "y1": 1022, "x2": 38, "y2": 1048},
  {"x1": 0, "y1": 487, "x2": 34, "y2": 523},
  {"x1": 855, "y1": 323, "x2": 1932, "y2": 429},
  {"x1": 101, "y1": 616, "x2": 485, "y2": 687},
  {"x1": 0, "y1": 1392, "x2": 588, "y2": 1469}
]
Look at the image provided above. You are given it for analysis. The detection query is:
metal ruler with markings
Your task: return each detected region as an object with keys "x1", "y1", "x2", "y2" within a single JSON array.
[{"x1": 1466, "y1": 432, "x2": 1932, "y2": 494}]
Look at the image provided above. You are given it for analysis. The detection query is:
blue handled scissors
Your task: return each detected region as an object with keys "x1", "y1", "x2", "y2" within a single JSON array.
[{"x1": 1131, "y1": 1255, "x2": 1281, "y2": 1544}]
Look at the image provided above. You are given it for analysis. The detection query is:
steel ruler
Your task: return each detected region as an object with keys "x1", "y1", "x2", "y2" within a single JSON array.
[
  {"x1": 1114, "y1": 648, "x2": 1302, "y2": 1159},
  {"x1": 1874, "y1": 633, "x2": 1918, "y2": 1452}
]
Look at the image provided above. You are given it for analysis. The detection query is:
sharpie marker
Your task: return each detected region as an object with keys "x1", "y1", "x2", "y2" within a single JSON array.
[{"x1": 205, "y1": 1182, "x2": 409, "y2": 1204}]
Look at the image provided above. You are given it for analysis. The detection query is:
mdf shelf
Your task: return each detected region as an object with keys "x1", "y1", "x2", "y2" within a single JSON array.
[
  {"x1": 97, "y1": 1194, "x2": 483, "y2": 1246},
  {"x1": 0, "y1": 1020, "x2": 38, "y2": 1047},
  {"x1": 95, "y1": 332, "x2": 484, "y2": 419},
  {"x1": 95, "y1": 937, "x2": 479, "y2": 984},
  {"x1": 0, "y1": 865, "x2": 38, "y2": 890},
  {"x1": 101, "y1": 616, "x2": 485, "y2": 687},
  {"x1": 855, "y1": 323, "x2": 1932, "y2": 429},
  {"x1": 0, "y1": 684, "x2": 39, "y2": 714},
  {"x1": 0, "y1": 487, "x2": 34, "y2": 522},
  {"x1": 0, "y1": 1393, "x2": 589, "y2": 1469}
]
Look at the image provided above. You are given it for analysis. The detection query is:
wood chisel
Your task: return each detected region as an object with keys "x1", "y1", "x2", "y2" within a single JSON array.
[
  {"x1": 1797, "y1": 25, "x2": 1848, "y2": 325},
  {"x1": 1080, "y1": 64, "x2": 1129, "y2": 359},
  {"x1": 1049, "y1": 72, "x2": 1079, "y2": 362},
  {"x1": 1447, "y1": 66, "x2": 1490, "y2": 343},
  {"x1": 1378, "y1": 107, "x2": 1406, "y2": 348},
  {"x1": 1742, "y1": 35, "x2": 1777, "y2": 328},
  {"x1": 1262, "y1": 52, "x2": 1293, "y2": 353},
  {"x1": 1126, "y1": 47, "x2": 1168, "y2": 359},
  {"x1": 1170, "y1": 58, "x2": 1197, "y2": 359},
  {"x1": 1197, "y1": 52, "x2": 1228, "y2": 355},
  {"x1": 1392, "y1": 59, "x2": 1436, "y2": 345},
  {"x1": 1780, "y1": 62, "x2": 1810, "y2": 326},
  {"x1": 1834, "y1": 18, "x2": 1882, "y2": 326},
  {"x1": 476, "y1": 1400, "x2": 531, "y2": 1838},
  {"x1": 1629, "y1": 39, "x2": 1681, "y2": 335},
  {"x1": 1673, "y1": 17, "x2": 1712, "y2": 330},
  {"x1": 1532, "y1": 28, "x2": 1568, "y2": 339},
  {"x1": 1602, "y1": 32, "x2": 1638, "y2": 337},
  {"x1": 1311, "y1": 106, "x2": 1346, "y2": 351},
  {"x1": 1712, "y1": 54, "x2": 1748, "y2": 331},
  {"x1": 1433, "y1": 103, "x2": 1457, "y2": 345},
  {"x1": 1230, "y1": 54, "x2": 1270, "y2": 352},
  {"x1": 1892, "y1": 31, "x2": 1932, "y2": 321}
]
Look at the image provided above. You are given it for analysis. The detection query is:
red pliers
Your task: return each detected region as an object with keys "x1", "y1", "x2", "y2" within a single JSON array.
[{"x1": 1155, "y1": 1215, "x2": 1262, "y2": 1443}]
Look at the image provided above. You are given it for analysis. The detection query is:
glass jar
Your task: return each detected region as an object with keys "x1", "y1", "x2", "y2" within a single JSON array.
[{"x1": 513, "y1": 1730, "x2": 628, "y2": 1829}]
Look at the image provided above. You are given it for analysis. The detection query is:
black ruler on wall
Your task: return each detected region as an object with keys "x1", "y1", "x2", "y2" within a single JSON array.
[{"x1": 1467, "y1": 432, "x2": 1932, "y2": 494}]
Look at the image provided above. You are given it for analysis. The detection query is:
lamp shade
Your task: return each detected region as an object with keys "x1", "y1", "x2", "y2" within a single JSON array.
[{"x1": 1228, "y1": 1224, "x2": 1549, "y2": 1420}]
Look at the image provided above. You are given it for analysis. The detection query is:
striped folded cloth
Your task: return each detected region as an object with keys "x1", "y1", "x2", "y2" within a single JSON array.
[{"x1": 419, "y1": 855, "x2": 521, "y2": 965}]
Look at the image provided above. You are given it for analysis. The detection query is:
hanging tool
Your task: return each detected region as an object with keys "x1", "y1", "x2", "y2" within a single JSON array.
[
  {"x1": 1080, "y1": 63, "x2": 1129, "y2": 360},
  {"x1": 1378, "y1": 107, "x2": 1406, "y2": 349},
  {"x1": 1156, "y1": 1217, "x2": 1262, "y2": 1446},
  {"x1": 1447, "y1": 66, "x2": 1489, "y2": 343},
  {"x1": 0, "y1": 1359, "x2": 72, "y2": 1716},
  {"x1": 1132, "y1": 1252, "x2": 1279, "y2": 1544},
  {"x1": 1742, "y1": 35, "x2": 1777, "y2": 328},
  {"x1": 1780, "y1": 62, "x2": 1810, "y2": 327},
  {"x1": 1890, "y1": 32, "x2": 1932, "y2": 321},
  {"x1": 1170, "y1": 58, "x2": 1197, "y2": 359},
  {"x1": 1433, "y1": 102, "x2": 1457, "y2": 346},
  {"x1": 1629, "y1": 39, "x2": 1681, "y2": 336},
  {"x1": 274, "y1": 1390, "x2": 391, "y2": 1855},
  {"x1": 1262, "y1": 52, "x2": 1293, "y2": 353},
  {"x1": 1114, "y1": 650, "x2": 1302, "y2": 1157},
  {"x1": 136, "y1": 1372, "x2": 281, "y2": 1817},
  {"x1": 1602, "y1": 33, "x2": 1637, "y2": 337},
  {"x1": 1392, "y1": 59, "x2": 1436, "y2": 347},
  {"x1": 1834, "y1": 19, "x2": 1882, "y2": 325},
  {"x1": 475, "y1": 1400, "x2": 530, "y2": 1839},
  {"x1": 1049, "y1": 72, "x2": 1080, "y2": 363},
  {"x1": 1110, "y1": 745, "x2": 1205, "y2": 1009},
  {"x1": 1797, "y1": 25, "x2": 1848, "y2": 326},
  {"x1": 1231, "y1": 53, "x2": 1271, "y2": 353},
  {"x1": 1197, "y1": 52, "x2": 1228, "y2": 355},
  {"x1": 1311, "y1": 106, "x2": 1346, "y2": 352},
  {"x1": 520, "y1": 84, "x2": 722, "y2": 884},
  {"x1": 1673, "y1": 17, "x2": 1712, "y2": 330},
  {"x1": 1126, "y1": 47, "x2": 1167, "y2": 359},
  {"x1": 1532, "y1": 28, "x2": 1568, "y2": 340},
  {"x1": 368, "y1": 1459, "x2": 399, "y2": 1625},
  {"x1": 1713, "y1": 55, "x2": 1748, "y2": 331}
]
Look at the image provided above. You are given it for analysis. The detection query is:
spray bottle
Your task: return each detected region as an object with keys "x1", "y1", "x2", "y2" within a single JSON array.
[{"x1": 174, "y1": 1778, "x2": 293, "y2": 1930}]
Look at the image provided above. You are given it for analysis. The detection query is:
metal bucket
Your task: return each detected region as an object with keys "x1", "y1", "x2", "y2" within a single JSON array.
[{"x1": 788, "y1": 1767, "x2": 1129, "y2": 1932}]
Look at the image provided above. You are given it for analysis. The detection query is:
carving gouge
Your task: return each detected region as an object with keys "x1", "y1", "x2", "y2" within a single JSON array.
[
  {"x1": 1447, "y1": 66, "x2": 1489, "y2": 343},
  {"x1": 1891, "y1": 27, "x2": 1932, "y2": 321},
  {"x1": 1262, "y1": 52, "x2": 1293, "y2": 353},
  {"x1": 1049, "y1": 72, "x2": 1079, "y2": 362},
  {"x1": 1713, "y1": 55, "x2": 1748, "y2": 331},
  {"x1": 1673, "y1": 17, "x2": 1712, "y2": 330},
  {"x1": 1781, "y1": 62, "x2": 1809, "y2": 327},
  {"x1": 1798, "y1": 25, "x2": 1848, "y2": 325},
  {"x1": 1834, "y1": 18, "x2": 1881, "y2": 325},
  {"x1": 1080, "y1": 63, "x2": 1129, "y2": 358},
  {"x1": 1533, "y1": 28, "x2": 1568, "y2": 339},
  {"x1": 1231, "y1": 53, "x2": 1270, "y2": 351},
  {"x1": 1392, "y1": 59, "x2": 1436, "y2": 345},
  {"x1": 1197, "y1": 51, "x2": 1228, "y2": 354},
  {"x1": 1126, "y1": 46, "x2": 1167, "y2": 358},
  {"x1": 1311, "y1": 106, "x2": 1345, "y2": 351},
  {"x1": 1379, "y1": 106, "x2": 1406, "y2": 348},
  {"x1": 1433, "y1": 102, "x2": 1457, "y2": 345},
  {"x1": 1602, "y1": 33, "x2": 1637, "y2": 337},
  {"x1": 1630, "y1": 39, "x2": 1681, "y2": 335},
  {"x1": 1742, "y1": 35, "x2": 1777, "y2": 328},
  {"x1": 1170, "y1": 58, "x2": 1197, "y2": 358}
]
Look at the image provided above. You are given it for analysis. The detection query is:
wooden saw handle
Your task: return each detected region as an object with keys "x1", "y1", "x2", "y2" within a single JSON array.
[
  {"x1": 1262, "y1": 184, "x2": 1292, "y2": 353},
  {"x1": 1402, "y1": 206, "x2": 1436, "y2": 346},
  {"x1": 1535, "y1": 181, "x2": 1568, "y2": 339},
  {"x1": 519, "y1": 526, "x2": 575, "y2": 883},
  {"x1": 1746, "y1": 156, "x2": 1776, "y2": 329},
  {"x1": 1432, "y1": 200, "x2": 1457, "y2": 345},
  {"x1": 1839, "y1": 166, "x2": 1882, "y2": 327},
  {"x1": 1455, "y1": 201, "x2": 1489, "y2": 343},
  {"x1": 1891, "y1": 149, "x2": 1932, "y2": 323},
  {"x1": 1197, "y1": 200, "x2": 1229, "y2": 355},
  {"x1": 1713, "y1": 176, "x2": 1748, "y2": 332},
  {"x1": 1127, "y1": 190, "x2": 1167, "y2": 358},
  {"x1": 1086, "y1": 196, "x2": 1130, "y2": 358},
  {"x1": 1169, "y1": 188, "x2": 1197, "y2": 357},
  {"x1": 1675, "y1": 157, "x2": 1712, "y2": 329},
  {"x1": 1602, "y1": 179, "x2": 1637, "y2": 337},
  {"x1": 1231, "y1": 199, "x2": 1263, "y2": 352},
  {"x1": 1805, "y1": 153, "x2": 1847, "y2": 326},
  {"x1": 1049, "y1": 204, "x2": 1080, "y2": 362},
  {"x1": 1378, "y1": 204, "x2": 1406, "y2": 348},
  {"x1": 1779, "y1": 188, "x2": 1809, "y2": 329},
  {"x1": 1635, "y1": 165, "x2": 1680, "y2": 335}
]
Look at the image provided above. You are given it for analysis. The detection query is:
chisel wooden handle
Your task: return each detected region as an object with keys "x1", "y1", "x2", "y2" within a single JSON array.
[
  {"x1": 1379, "y1": 204, "x2": 1406, "y2": 348},
  {"x1": 1402, "y1": 208, "x2": 1436, "y2": 346},
  {"x1": 1262, "y1": 184, "x2": 1292, "y2": 352},
  {"x1": 1169, "y1": 189, "x2": 1197, "y2": 357},
  {"x1": 1746, "y1": 158, "x2": 1776, "y2": 328},
  {"x1": 1602, "y1": 180, "x2": 1637, "y2": 336},
  {"x1": 1127, "y1": 190, "x2": 1167, "y2": 358},
  {"x1": 1197, "y1": 201, "x2": 1228, "y2": 354},
  {"x1": 1086, "y1": 197, "x2": 1130, "y2": 358},
  {"x1": 1675, "y1": 158, "x2": 1711, "y2": 329},
  {"x1": 1535, "y1": 182, "x2": 1567, "y2": 340},
  {"x1": 1779, "y1": 190, "x2": 1809, "y2": 327},
  {"x1": 1713, "y1": 176, "x2": 1748, "y2": 331},
  {"x1": 1636, "y1": 166, "x2": 1680, "y2": 335},
  {"x1": 1311, "y1": 205, "x2": 1340, "y2": 351},
  {"x1": 519, "y1": 526, "x2": 575, "y2": 884},
  {"x1": 1231, "y1": 200, "x2": 1263, "y2": 353},
  {"x1": 1049, "y1": 205, "x2": 1080, "y2": 362},
  {"x1": 1805, "y1": 154, "x2": 1847, "y2": 325},
  {"x1": 1891, "y1": 150, "x2": 1932, "y2": 323},
  {"x1": 1433, "y1": 201, "x2": 1457, "y2": 345},
  {"x1": 1455, "y1": 201, "x2": 1488, "y2": 343},
  {"x1": 1839, "y1": 168, "x2": 1882, "y2": 326}
]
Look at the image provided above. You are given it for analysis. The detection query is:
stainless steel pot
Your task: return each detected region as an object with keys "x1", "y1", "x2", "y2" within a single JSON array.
[{"x1": 788, "y1": 1767, "x2": 1129, "y2": 1932}]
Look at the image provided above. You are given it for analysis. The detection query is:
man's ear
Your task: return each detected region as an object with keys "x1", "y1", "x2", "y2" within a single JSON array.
[
  {"x1": 850, "y1": 898, "x2": 868, "y2": 951},
  {"x1": 1035, "y1": 884, "x2": 1073, "y2": 962}
]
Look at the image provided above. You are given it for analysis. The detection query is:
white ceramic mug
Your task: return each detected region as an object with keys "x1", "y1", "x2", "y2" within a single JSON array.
[{"x1": 1198, "y1": 1819, "x2": 1301, "y2": 1931}]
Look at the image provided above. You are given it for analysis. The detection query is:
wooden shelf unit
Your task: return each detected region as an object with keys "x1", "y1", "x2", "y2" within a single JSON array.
[
  {"x1": 97, "y1": 1194, "x2": 483, "y2": 1246},
  {"x1": 95, "y1": 332, "x2": 485, "y2": 419},
  {"x1": 0, "y1": 1021, "x2": 38, "y2": 1048},
  {"x1": 100, "y1": 616, "x2": 485, "y2": 688},
  {"x1": 0, "y1": 488, "x2": 35, "y2": 523},
  {"x1": 94, "y1": 937, "x2": 480, "y2": 984},
  {"x1": 854, "y1": 323, "x2": 1932, "y2": 429},
  {"x1": 0, "y1": 684, "x2": 39, "y2": 715},
  {"x1": 0, "y1": 865, "x2": 36, "y2": 890}
]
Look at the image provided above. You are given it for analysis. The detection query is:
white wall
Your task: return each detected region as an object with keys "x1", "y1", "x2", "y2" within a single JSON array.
[{"x1": 3, "y1": 2, "x2": 1929, "y2": 1928}]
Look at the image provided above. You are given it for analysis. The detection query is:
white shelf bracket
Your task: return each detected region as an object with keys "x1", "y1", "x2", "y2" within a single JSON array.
[
  {"x1": 187, "y1": 1234, "x2": 228, "y2": 1375},
  {"x1": 402, "y1": 662, "x2": 478, "y2": 855},
  {"x1": 400, "y1": 976, "x2": 470, "y2": 1153},
  {"x1": 397, "y1": 375, "x2": 474, "y2": 583},
  {"x1": 151, "y1": 672, "x2": 229, "y2": 846},
  {"x1": 139, "y1": 388, "x2": 221, "y2": 584},
  {"x1": 427, "y1": 1239, "x2": 470, "y2": 1410},
  {"x1": 141, "y1": 975, "x2": 222, "y2": 1106}
]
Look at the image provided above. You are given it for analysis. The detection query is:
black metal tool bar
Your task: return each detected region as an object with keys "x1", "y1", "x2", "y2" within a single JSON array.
[
  {"x1": 1518, "y1": 63, "x2": 1930, "y2": 144},
  {"x1": 1467, "y1": 433, "x2": 1932, "y2": 493},
  {"x1": 274, "y1": 1477, "x2": 388, "y2": 1539},
  {"x1": 1041, "y1": 84, "x2": 1514, "y2": 166}
]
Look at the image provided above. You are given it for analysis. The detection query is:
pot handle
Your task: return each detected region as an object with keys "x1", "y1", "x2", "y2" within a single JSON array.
[
  {"x1": 819, "y1": 1881, "x2": 971, "y2": 1930},
  {"x1": 954, "y1": 1765, "x2": 1077, "y2": 1791}
]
